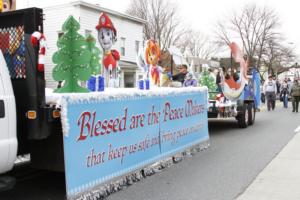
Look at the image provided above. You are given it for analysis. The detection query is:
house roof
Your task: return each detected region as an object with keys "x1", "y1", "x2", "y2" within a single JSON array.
[
  {"x1": 43, "y1": 1, "x2": 146, "y2": 24},
  {"x1": 71, "y1": 1, "x2": 146, "y2": 24}
]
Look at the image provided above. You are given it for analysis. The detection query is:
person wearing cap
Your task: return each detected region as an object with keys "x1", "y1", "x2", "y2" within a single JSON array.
[
  {"x1": 96, "y1": 12, "x2": 120, "y2": 87},
  {"x1": 290, "y1": 79, "x2": 300, "y2": 112},
  {"x1": 263, "y1": 75, "x2": 277, "y2": 111}
]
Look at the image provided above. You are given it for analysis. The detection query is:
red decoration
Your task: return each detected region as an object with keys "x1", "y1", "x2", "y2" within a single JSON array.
[
  {"x1": 0, "y1": 32, "x2": 9, "y2": 52},
  {"x1": 103, "y1": 51, "x2": 120, "y2": 70},
  {"x1": 111, "y1": 49, "x2": 120, "y2": 60},
  {"x1": 31, "y1": 31, "x2": 46, "y2": 72}
]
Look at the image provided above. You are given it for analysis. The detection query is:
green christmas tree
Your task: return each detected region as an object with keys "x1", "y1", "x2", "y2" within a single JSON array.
[
  {"x1": 52, "y1": 16, "x2": 91, "y2": 93},
  {"x1": 86, "y1": 34, "x2": 101, "y2": 75},
  {"x1": 199, "y1": 69, "x2": 218, "y2": 99}
]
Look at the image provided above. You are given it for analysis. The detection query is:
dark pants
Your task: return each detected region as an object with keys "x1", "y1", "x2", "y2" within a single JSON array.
[
  {"x1": 261, "y1": 93, "x2": 265, "y2": 103},
  {"x1": 266, "y1": 91, "x2": 276, "y2": 111},
  {"x1": 292, "y1": 96, "x2": 300, "y2": 112}
]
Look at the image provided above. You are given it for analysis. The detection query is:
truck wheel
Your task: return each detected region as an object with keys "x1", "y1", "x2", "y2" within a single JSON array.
[
  {"x1": 248, "y1": 103, "x2": 255, "y2": 125},
  {"x1": 237, "y1": 104, "x2": 249, "y2": 128}
]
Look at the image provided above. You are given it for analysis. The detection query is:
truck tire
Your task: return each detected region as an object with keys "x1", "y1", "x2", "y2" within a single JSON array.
[
  {"x1": 237, "y1": 104, "x2": 249, "y2": 128},
  {"x1": 248, "y1": 103, "x2": 255, "y2": 125}
]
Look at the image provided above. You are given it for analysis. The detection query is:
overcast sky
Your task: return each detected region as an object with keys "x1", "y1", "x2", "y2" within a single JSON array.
[{"x1": 18, "y1": 0, "x2": 300, "y2": 61}]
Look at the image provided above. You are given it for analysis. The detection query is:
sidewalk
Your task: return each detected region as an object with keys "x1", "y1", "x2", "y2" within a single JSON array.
[{"x1": 236, "y1": 125, "x2": 300, "y2": 200}]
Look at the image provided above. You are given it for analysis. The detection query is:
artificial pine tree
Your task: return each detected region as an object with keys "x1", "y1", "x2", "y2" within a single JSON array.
[
  {"x1": 86, "y1": 34, "x2": 101, "y2": 75},
  {"x1": 199, "y1": 69, "x2": 217, "y2": 99},
  {"x1": 52, "y1": 16, "x2": 91, "y2": 93}
]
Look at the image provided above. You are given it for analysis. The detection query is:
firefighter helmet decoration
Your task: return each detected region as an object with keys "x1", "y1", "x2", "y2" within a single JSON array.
[{"x1": 96, "y1": 12, "x2": 120, "y2": 88}]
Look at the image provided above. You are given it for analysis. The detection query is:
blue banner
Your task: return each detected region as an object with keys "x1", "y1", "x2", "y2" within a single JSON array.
[
  {"x1": 62, "y1": 89, "x2": 209, "y2": 197},
  {"x1": 160, "y1": 92, "x2": 209, "y2": 155}
]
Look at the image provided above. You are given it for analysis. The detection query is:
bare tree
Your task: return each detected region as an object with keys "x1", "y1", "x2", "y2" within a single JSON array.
[
  {"x1": 126, "y1": 0, "x2": 185, "y2": 50},
  {"x1": 178, "y1": 30, "x2": 219, "y2": 59},
  {"x1": 215, "y1": 4, "x2": 281, "y2": 69},
  {"x1": 262, "y1": 38, "x2": 296, "y2": 76}
]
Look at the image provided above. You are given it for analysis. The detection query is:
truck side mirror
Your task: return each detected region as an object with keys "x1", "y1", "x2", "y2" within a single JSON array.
[{"x1": 0, "y1": 100, "x2": 4, "y2": 118}]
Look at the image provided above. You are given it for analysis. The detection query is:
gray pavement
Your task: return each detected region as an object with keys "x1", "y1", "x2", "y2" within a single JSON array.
[{"x1": 236, "y1": 124, "x2": 300, "y2": 200}]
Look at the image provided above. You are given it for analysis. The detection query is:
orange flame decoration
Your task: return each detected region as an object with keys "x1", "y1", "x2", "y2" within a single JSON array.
[{"x1": 145, "y1": 40, "x2": 161, "y2": 85}]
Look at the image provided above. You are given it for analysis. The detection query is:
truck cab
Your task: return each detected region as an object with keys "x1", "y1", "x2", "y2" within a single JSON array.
[{"x1": 0, "y1": 51, "x2": 17, "y2": 174}]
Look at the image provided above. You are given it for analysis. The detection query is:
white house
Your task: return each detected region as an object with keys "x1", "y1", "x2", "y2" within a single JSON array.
[
  {"x1": 43, "y1": 1, "x2": 145, "y2": 88},
  {"x1": 278, "y1": 67, "x2": 300, "y2": 81}
]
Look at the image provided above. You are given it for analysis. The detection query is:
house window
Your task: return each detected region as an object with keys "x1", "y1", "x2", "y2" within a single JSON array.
[
  {"x1": 135, "y1": 41, "x2": 140, "y2": 54},
  {"x1": 85, "y1": 29, "x2": 92, "y2": 37},
  {"x1": 121, "y1": 37, "x2": 126, "y2": 56},
  {"x1": 58, "y1": 31, "x2": 64, "y2": 38}
]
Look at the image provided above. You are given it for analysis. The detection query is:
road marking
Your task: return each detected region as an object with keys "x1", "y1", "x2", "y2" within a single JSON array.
[{"x1": 294, "y1": 125, "x2": 300, "y2": 133}]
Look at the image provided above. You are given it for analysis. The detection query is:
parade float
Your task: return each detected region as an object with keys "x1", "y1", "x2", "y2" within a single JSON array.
[
  {"x1": 202, "y1": 42, "x2": 260, "y2": 128},
  {"x1": 49, "y1": 14, "x2": 209, "y2": 198},
  {"x1": 0, "y1": 8, "x2": 209, "y2": 199}
]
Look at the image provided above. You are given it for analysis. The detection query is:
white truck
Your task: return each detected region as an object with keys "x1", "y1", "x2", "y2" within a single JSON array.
[{"x1": 0, "y1": 48, "x2": 17, "y2": 175}]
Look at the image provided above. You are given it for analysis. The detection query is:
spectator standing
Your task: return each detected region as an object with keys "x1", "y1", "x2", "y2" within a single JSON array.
[
  {"x1": 216, "y1": 70, "x2": 222, "y2": 92},
  {"x1": 264, "y1": 75, "x2": 277, "y2": 111},
  {"x1": 280, "y1": 80, "x2": 289, "y2": 108},
  {"x1": 287, "y1": 78, "x2": 292, "y2": 93},
  {"x1": 291, "y1": 79, "x2": 300, "y2": 112},
  {"x1": 276, "y1": 79, "x2": 281, "y2": 94}
]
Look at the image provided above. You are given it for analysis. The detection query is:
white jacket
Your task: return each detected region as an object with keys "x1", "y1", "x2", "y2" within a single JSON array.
[{"x1": 264, "y1": 80, "x2": 277, "y2": 93}]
